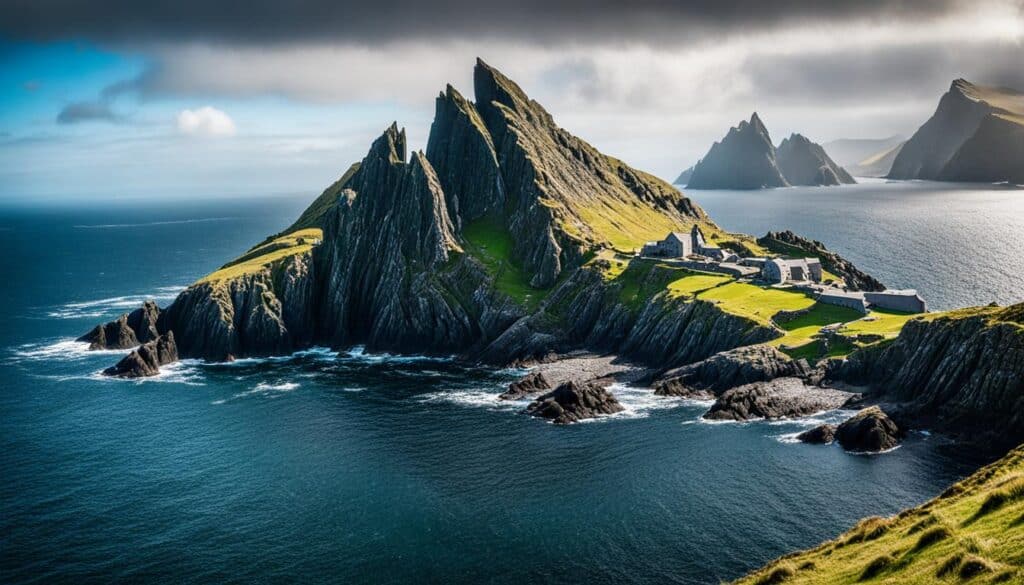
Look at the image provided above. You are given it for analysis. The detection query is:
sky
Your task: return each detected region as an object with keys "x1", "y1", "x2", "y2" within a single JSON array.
[{"x1": 0, "y1": 0, "x2": 1022, "y2": 202}]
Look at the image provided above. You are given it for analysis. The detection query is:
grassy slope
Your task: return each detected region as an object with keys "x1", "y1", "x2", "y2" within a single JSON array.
[
  {"x1": 840, "y1": 309, "x2": 919, "y2": 339},
  {"x1": 772, "y1": 303, "x2": 866, "y2": 349},
  {"x1": 198, "y1": 228, "x2": 321, "y2": 284},
  {"x1": 735, "y1": 445, "x2": 1024, "y2": 585},
  {"x1": 462, "y1": 217, "x2": 545, "y2": 309}
]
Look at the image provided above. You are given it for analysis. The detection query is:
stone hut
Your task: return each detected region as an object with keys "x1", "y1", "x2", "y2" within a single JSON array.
[
  {"x1": 640, "y1": 232, "x2": 692, "y2": 258},
  {"x1": 762, "y1": 257, "x2": 823, "y2": 284}
]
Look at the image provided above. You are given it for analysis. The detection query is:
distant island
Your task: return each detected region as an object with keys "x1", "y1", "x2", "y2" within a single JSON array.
[
  {"x1": 823, "y1": 135, "x2": 905, "y2": 178},
  {"x1": 76, "y1": 59, "x2": 1024, "y2": 584},
  {"x1": 888, "y1": 79, "x2": 1024, "y2": 184},
  {"x1": 678, "y1": 113, "x2": 855, "y2": 189}
]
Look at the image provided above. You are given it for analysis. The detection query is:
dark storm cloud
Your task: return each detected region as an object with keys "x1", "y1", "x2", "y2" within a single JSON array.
[
  {"x1": 56, "y1": 100, "x2": 120, "y2": 124},
  {"x1": 742, "y1": 41, "x2": 1024, "y2": 105},
  {"x1": 1, "y1": 0, "x2": 962, "y2": 44}
]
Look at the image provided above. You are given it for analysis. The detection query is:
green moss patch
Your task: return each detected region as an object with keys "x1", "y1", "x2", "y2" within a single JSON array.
[{"x1": 462, "y1": 217, "x2": 546, "y2": 310}]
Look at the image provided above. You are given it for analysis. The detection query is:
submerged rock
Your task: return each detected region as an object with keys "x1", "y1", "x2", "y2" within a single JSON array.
[
  {"x1": 654, "y1": 344, "x2": 809, "y2": 398},
  {"x1": 78, "y1": 300, "x2": 162, "y2": 350},
  {"x1": 798, "y1": 424, "x2": 837, "y2": 444},
  {"x1": 835, "y1": 406, "x2": 903, "y2": 452},
  {"x1": 703, "y1": 377, "x2": 853, "y2": 421},
  {"x1": 525, "y1": 380, "x2": 624, "y2": 424},
  {"x1": 499, "y1": 371, "x2": 552, "y2": 400},
  {"x1": 103, "y1": 332, "x2": 179, "y2": 378}
]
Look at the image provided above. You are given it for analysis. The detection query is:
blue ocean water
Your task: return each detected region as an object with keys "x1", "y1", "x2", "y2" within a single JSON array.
[{"x1": 0, "y1": 187, "x2": 1008, "y2": 584}]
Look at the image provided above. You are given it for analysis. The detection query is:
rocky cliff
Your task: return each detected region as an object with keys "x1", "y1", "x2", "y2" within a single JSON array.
[
  {"x1": 775, "y1": 133, "x2": 856, "y2": 186},
  {"x1": 827, "y1": 303, "x2": 1024, "y2": 450},
  {"x1": 685, "y1": 113, "x2": 789, "y2": 189},
  {"x1": 888, "y1": 79, "x2": 1024, "y2": 183}
]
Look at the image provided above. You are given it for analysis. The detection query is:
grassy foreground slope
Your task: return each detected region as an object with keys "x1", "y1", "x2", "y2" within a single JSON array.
[{"x1": 736, "y1": 445, "x2": 1024, "y2": 585}]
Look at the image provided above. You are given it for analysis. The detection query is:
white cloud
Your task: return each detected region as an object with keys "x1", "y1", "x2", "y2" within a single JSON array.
[{"x1": 176, "y1": 106, "x2": 237, "y2": 137}]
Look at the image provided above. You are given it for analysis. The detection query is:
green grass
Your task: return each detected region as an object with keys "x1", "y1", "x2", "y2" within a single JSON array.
[
  {"x1": 697, "y1": 282, "x2": 816, "y2": 326},
  {"x1": 198, "y1": 228, "x2": 321, "y2": 283},
  {"x1": 666, "y1": 272, "x2": 733, "y2": 299},
  {"x1": 462, "y1": 217, "x2": 546, "y2": 309},
  {"x1": 840, "y1": 309, "x2": 920, "y2": 339},
  {"x1": 772, "y1": 303, "x2": 866, "y2": 348},
  {"x1": 734, "y1": 445, "x2": 1024, "y2": 584}
]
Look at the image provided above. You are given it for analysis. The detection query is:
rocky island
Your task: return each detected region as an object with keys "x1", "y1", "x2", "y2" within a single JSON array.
[
  {"x1": 680, "y1": 114, "x2": 855, "y2": 189},
  {"x1": 82, "y1": 60, "x2": 1022, "y2": 442}
]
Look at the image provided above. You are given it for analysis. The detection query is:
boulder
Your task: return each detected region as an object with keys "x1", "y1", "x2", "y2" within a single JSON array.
[
  {"x1": 499, "y1": 371, "x2": 552, "y2": 400},
  {"x1": 835, "y1": 406, "x2": 903, "y2": 452},
  {"x1": 103, "y1": 332, "x2": 179, "y2": 378},
  {"x1": 703, "y1": 377, "x2": 854, "y2": 421},
  {"x1": 525, "y1": 380, "x2": 624, "y2": 424},
  {"x1": 655, "y1": 345, "x2": 810, "y2": 398},
  {"x1": 798, "y1": 424, "x2": 837, "y2": 444}
]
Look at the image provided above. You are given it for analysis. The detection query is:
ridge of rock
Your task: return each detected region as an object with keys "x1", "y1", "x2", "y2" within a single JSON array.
[
  {"x1": 775, "y1": 133, "x2": 856, "y2": 186},
  {"x1": 686, "y1": 112, "x2": 789, "y2": 189}
]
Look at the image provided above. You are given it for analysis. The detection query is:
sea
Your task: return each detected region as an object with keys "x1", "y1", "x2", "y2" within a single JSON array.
[{"x1": 1, "y1": 180, "x2": 1019, "y2": 584}]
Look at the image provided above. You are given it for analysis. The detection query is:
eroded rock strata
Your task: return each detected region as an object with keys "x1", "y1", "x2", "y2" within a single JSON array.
[
  {"x1": 834, "y1": 406, "x2": 903, "y2": 452},
  {"x1": 654, "y1": 344, "x2": 809, "y2": 399},
  {"x1": 79, "y1": 300, "x2": 162, "y2": 350},
  {"x1": 702, "y1": 378, "x2": 853, "y2": 422}
]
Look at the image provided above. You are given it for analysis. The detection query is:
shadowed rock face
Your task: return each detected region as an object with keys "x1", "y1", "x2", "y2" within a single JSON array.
[
  {"x1": 525, "y1": 380, "x2": 624, "y2": 424},
  {"x1": 686, "y1": 113, "x2": 789, "y2": 190},
  {"x1": 78, "y1": 300, "x2": 161, "y2": 350},
  {"x1": 889, "y1": 79, "x2": 1024, "y2": 183},
  {"x1": 103, "y1": 332, "x2": 178, "y2": 378},
  {"x1": 775, "y1": 133, "x2": 856, "y2": 186},
  {"x1": 499, "y1": 371, "x2": 552, "y2": 400},
  {"x1": 828, "y1": 303, "x2": 1024, "y2": 450},
  {"x1": 835, "y1": 406, "x2": 902, "y2": 452}
]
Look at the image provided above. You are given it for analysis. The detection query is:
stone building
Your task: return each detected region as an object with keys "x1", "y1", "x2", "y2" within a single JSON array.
[
  {"x1": 864, "y1": 290, "x2": 928, "y2": 313},
  {"x1": 640, "y1": 232, "x2": 692, "y2": 258},
  {"x1": 762, "y1": 257, "x2": 823, "y2": 284}
]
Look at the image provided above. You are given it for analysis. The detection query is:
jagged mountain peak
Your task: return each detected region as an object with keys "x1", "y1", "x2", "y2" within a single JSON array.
[{"x1": 368, "y1": 123, "x2": 407, "y2": 164}]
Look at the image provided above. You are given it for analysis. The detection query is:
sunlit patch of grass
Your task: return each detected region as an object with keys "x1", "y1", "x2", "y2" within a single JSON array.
[
  {"x1": 697, "y1": 282, "x2": 816, "y2": 326},
  {"x1": 839, "y1": 309, "x2": 919, "y2": 339},
  {"x1": 772, "y1": 303, "x2": 865, "y2": 348},
  {"x1": 198, "y1": 228, "x2": 321, "y2": 283}
]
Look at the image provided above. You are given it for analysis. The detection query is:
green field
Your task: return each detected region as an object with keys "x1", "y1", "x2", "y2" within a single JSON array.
[
  {"x1": 736, "y1": 445, "x2": 1024, "y2": 584},
  {"x1": 840, "y1": 309, "x2": 921, "y2": 339},
  {"x1": 697, "y1": 282, "x2": 817, "y2": 326},
  {"x1": 772, "y1": 303, "x2": 867, "y2": 349},
  {"x1": 666, "y1": 272, "x2": 734, "y2": 299}
]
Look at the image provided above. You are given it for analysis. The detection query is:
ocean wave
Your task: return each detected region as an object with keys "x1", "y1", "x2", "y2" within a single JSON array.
[
  {"x1": 417, "y1": 388, "x2": 522, "y2": 411},
  {"x1": 594, "y1": 384, "x2": 686, "y2": 421},
  {"x1": 212, "y1": 381, "x2": 299, "y2": 404},
  {"x1": 73, "y1": 217, "x2": 236, "y2": 229},
  {"x1": 340, "y1": 345, "x2": 455, "y2": 364},
  {"x1": 46, "y1": 286, "x2": 185, "y2": 319},
  {"x1": 207, "y1": 347, "x2": 338, "y2": 367},
  {"x1": 8, "y1": 339, "x2": 125, "y2": 363}
]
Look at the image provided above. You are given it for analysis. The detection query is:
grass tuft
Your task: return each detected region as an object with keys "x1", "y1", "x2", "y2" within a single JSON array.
[
  {"x1": 859, "y1": 554, "x2": 894, "y2": 581},
  {"x1": 957, "y1": 554, "x2": 994, "y2": 579},
  {"x1": 912, "y1": 526, "x2": 952, "y2": 551},
  {"x1": 755, "y1": 564, "x2": 795, "y2": 585}
]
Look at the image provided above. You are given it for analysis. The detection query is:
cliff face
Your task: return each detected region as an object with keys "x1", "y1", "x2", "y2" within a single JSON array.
[
  {"x1": 888, "y1": 79, "x2": 1024, "y2": 182},
  {"x1": 829, "y1": 304, "x2": 1024, "y2": 449},
  {"x1": 938, "y1": 113, "x2": 1024, "y2": 184},
  {"x1": 775, "y1": 133, "x2": 856, "y2": 186},
  {"x1": 686, "y1": 113, "x2": 789, "y2": 189}
]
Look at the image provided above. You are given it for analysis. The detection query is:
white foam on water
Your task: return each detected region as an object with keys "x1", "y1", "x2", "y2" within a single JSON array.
[
  {"x1": 210, "y1": 346, "x2": 338, "y2": 367},
  {"x1": 600, "y1": 383, "x2": 687, "y2": 421},
  {"x1": 340, "y1": 345, "x2": 454, "y2": 364},
  {"x1": 212, "y1": 380, "x2": 299, "y2": 404},
  {"x1": 9, "y1": 339, "x2": 125, "y2": 363},
  {"x1": 416, "y1": 387, "x2": 524, "y2": 411},
  {"x1": 46, "y1": 287, "x2": 185, "y2": 319}
]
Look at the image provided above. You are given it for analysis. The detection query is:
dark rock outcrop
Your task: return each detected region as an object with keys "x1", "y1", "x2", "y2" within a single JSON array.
[
  {"x1": 826, "y1": 303, "x2": 1024, "y2": 449},
  {"x1": 757, "y1": 230, "x2": 884, "y2": 291},
  {"x1": 835, "y1": 406, "x2": 902, "y2": 452},
  {"x1": 798, "y1": 424, "x2": 836, "y2": 444},
  {"x1": 78, "y1": 300, "x2": 162, "y2": 350},
  {"x1": 499, "y1": 371, "x2": 552, "y2": 400},
  {"x1": 888, "y1": 79, "x2": 1024, "y2": 183},
  {"x1": 654, "y1": 344, "x2": 809, "y2": 398},
  {"x1": 775, "y1": 133, "x2": 856, "y2": 186},
  {"x1": 686, "y1": 113, "x2": 789, "y2": 190},
  {"x1": 702, "y1": 377, "x2": 853, "y2": 421},
  {"x1": 103, "y1": 332, "x2": 179, "y2": 378},
  {"x1": 525, "y1": 380, "x2": 624, "y2": 424}
]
